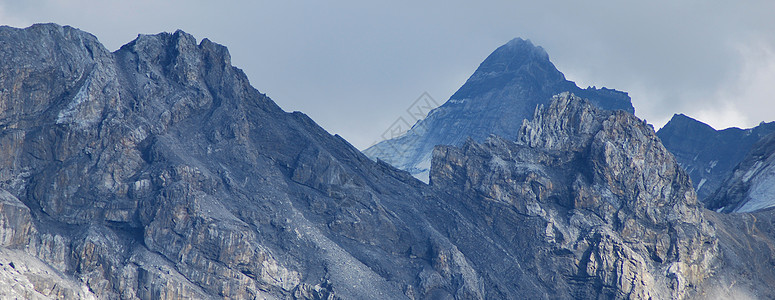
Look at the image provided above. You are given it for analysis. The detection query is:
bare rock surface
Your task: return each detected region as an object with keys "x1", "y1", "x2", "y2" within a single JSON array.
[{"x1": 430, "y1": 93, "x2": 717, "y2": 299}]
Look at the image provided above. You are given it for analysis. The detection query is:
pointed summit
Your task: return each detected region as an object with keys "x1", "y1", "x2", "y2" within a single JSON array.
[
  {"x1": 471, "y1": 38, "x2": 551, "y2": 77},
  {"x1": 365, "y1": 38, "x2": 634, "y2": 182},
  {"x1": 492, "y1": 37, "x2": 549, "y2": 63},
  {"x1": 451, "y1": 38, "x2": 562, "y2": 101}
]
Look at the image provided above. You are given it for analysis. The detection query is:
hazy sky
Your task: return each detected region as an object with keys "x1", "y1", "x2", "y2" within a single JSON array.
[{"x1": 2, "y1": 1, "x2": 774, "y2": 149}]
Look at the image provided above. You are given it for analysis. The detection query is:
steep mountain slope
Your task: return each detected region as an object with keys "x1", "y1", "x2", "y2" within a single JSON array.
[
  {"x1": 657, "y1": 114, "x2": 775, "y2": 203},
  {"x1": 0, "y1": 23, "x2": 487, "y2": 299},
  {"x1": 364, "y1": 38, "x2": 633, "y2": 182},
  {"x1": 698, "y1": 207, "x2": 775, "y2": 299},
  {"x1": 706, "y1": 132, "x2": 775, "y2": 213}
]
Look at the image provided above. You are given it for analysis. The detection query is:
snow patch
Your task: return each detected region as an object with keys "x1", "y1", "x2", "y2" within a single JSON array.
[
  {"x1": 735, "y1": 163, "x2": 775, "y2": 213},
  {"x1": 416, "y1": 155, "x2": 432, "y2": 171},
  {"x1": 696, "y1": 178, "x2": 707, "y2": 192},
  {"x1": 415, "y1": 169, "x2": 430, "y2": 184},
  {"x1": 741, "y1": 161, "x2": 764, "y2": 183},
  {"x1": 412, "y1": 155, "x2": 432, "y2": 183}
]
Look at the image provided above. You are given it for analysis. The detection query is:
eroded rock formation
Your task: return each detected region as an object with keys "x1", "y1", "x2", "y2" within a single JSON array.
[{"x1": 430, "y1": 93, "x2": 717, "y2": 299}]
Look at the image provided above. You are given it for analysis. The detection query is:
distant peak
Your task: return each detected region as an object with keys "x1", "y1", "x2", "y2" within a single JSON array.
[
  {"x1": 126, "y1": 29, "x2": 196, "y2": 48},
  {"x1": 119, "y1": 29, "x2": 230, "y2": 62},
  {"x1": 449, "y1": 37, "x2": 561, "y2": 100},
  {"x1": 660, "y1": 113, "x2": 717, "y2": 133},
  {"x1": 24, "y1": 22, "x2": 73, "y2": 32},
  {"x1": 672, "y1": 113, "x2": 692, "y2": 119},
  {"x1": 495, "y1": 37, "x2": 548, "y2": 59},
  {"x1": 503, "y1": 37, "x2": 533, "y2": 47},
  {"x1": 503, "y1": 37, "x2": 544, "y2": 50},
  {"x1": 668, "y1": 113, "x2": 708, "y2": 126},
  {"x1": 172, "y1": 29, "x2": 192, "y2": 37},
  {"x1": 1, "y1": 23, "x2": 101, "y2": 45},
  {"x1": 472, "y1": 37, "x2": 554, "y2": 77}
]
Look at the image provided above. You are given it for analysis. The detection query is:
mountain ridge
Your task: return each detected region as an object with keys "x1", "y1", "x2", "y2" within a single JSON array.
[{"x1": 657, "y1": 113, "x2": 775, "y2": 203}]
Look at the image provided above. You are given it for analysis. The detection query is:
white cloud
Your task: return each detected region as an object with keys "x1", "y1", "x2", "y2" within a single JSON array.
[
  {"x1": 693, "y1": 104, "x2": 749, "y2": 131},
  {"x1": 688, "y1": 38, "x2": 775, "y2": 130},
  {"x1": 728, "y1": 40, "x2": 775, "y2": 119}
]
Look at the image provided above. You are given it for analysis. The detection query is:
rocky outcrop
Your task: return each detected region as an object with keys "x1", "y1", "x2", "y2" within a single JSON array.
[
  {"x1": 364, "y1": 38, "x2": 633, "y2": 182},
  {"x1": 706, "y1": 132, "x2": 775, "y2": 212},
  {"x1": 0, "y1": 189, "x2": 94, "y2": 299},
  {"x1": 430, "y1": 93, "x2": 717, "y2": 299},
  {"x1": 657, "y1": 114, "x2": 775, "y2": 203}
]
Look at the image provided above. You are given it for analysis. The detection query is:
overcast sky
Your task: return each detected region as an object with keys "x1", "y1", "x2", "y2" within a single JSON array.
[{"x1": 2, "y1": 1, "x2": 774, "y2": 149}]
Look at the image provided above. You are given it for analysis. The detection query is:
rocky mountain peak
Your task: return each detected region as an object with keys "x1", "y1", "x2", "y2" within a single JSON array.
[
  {"x1": 431, "y1": 93, "x2": 715, "y2": 298},
  {"x1": 120, "y1": 29, "x2": 233, "y2": 69},
  {"x1": 0, "y1": 24, "x2": 340, "y2": 298},
  {"x1": 518, "y1": 93, "x2": 700, "y2": 217},
  {"x1": 480, "y1": 37, "x2": 550, "y2": 69},
  {"x1": 450, "y1": 38, "x2": 562, "y2": 102},
  {"x1": 518, "y1": 92, "x2": 605, "y2": 151},
  {"x1": 0, "y1": 23, "x2": 110, "y2": 128},
  {"x1": 662, "y1": 114, "x2": 716, "y2": 133}
]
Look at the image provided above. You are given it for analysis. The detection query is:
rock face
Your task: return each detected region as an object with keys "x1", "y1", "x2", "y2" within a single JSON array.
[
  {"x1": 706, "y1": 132, "x2": 775, "y2": 212},
  {"x1": 0, "y1": 190, "x2": 96, "y2": 299},
  {"x1": 657, "y1": 114, "x2": 775, "y2": 203},
  {"x1": 430, "y1": 93, "x2": 717, "y2": 299},
  {"x1": 698, "y1": 208, "x2": 775, "y2": 299},
  {"x1": 364, "y1": 38, "x2": 633, "y2": 182}
]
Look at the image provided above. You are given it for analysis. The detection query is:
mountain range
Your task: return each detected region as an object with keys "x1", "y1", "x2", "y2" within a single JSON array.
[{"x1": 2, "y1": 23, "x2": 775, "y2": 299}]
